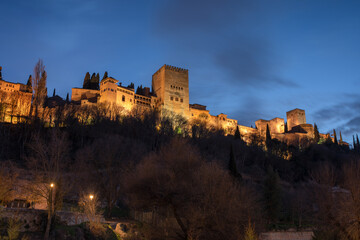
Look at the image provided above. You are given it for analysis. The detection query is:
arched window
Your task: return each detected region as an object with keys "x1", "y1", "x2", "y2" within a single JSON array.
[{"x1": 122, "y1": 95, "x2": 125, "y2": 102}]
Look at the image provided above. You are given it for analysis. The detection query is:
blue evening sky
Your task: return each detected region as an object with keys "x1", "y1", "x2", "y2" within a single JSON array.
[{"x1": 0, "y1": 0, "x2": 359, "y2": 142}]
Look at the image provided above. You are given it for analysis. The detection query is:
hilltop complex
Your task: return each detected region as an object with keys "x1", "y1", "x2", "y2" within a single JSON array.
[{"x1": 0, "y1": 64, "x2": 337, "y2": 145}]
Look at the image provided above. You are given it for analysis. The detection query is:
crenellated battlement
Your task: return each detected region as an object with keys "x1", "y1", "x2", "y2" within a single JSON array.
[
  {"x1": 153, "y1": 64, "x2": 188, "y2": 76},
  {"x1": 164, "y1": 64, "x2": 188, "y2": 73}
]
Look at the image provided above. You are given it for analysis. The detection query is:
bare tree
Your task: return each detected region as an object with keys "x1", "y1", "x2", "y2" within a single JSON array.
[
  {"x1": 336, "y1": 161, "x2": 360, "y2": 239},
  {"x1": 75, "y1": 135, "x2": 145, "y2": 218},
  {"x1": 123, "y1": 138, "x2": 261, "y2": 240},
  {"x1": 25, "y1": 129, "x2": 70, "y2": 240},
  {"x1": 0, "y1": 162, "x2": 17, "y2": 206},
  {"x1": 30, "y1": 59, "x2": 47, "y2": 120},
  {"x1": 311, "y1": 161, "x2": 360, "y2": 240}
]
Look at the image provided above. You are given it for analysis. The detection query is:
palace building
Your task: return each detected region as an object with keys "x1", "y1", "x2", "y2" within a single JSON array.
[
  {"x1": 0, "y1": 64, "x2": 337, "y2": 145},
  {"x1": 0, "y1": 67, "x2": 32, "y2": 123},
  {"x1": 70, "y1": 64, "x2": 326, "y2": 144}
]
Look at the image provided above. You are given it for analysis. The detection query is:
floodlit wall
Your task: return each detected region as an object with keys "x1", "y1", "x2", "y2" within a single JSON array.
[
  {"x1": 287, "y1": 108, "x2": 306, "y2": 131},
  {"x1": 152, "y1": 65, "x2": 190, "y2": 119},
  {"x1": 71, "y1": 88, "x2": 99, "y2": 102}
]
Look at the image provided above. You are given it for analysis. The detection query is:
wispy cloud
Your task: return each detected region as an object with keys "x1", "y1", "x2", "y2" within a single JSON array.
[{"x1": 314, "y1": 95, "x2": 360, "y2": 139}]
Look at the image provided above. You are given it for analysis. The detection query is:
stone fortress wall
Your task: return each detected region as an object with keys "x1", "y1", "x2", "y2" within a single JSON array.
[
  {"x1": 0, "y1": 66, "x2": 32, "y2": 123},
  {"x1": 70, "y1": 64, "x2": 325, "y2": 144},
  {"x1": 0, "y1": 64, "x2": 338, "y2": 144}
]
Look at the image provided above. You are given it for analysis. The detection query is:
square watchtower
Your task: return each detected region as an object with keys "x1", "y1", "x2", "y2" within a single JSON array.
[
  {"x1": 152, "y1": 65, "x2": 190, "y2": 119},
  {"x1": 286, "y1": 108, "x2": 306, "y2": 131}
]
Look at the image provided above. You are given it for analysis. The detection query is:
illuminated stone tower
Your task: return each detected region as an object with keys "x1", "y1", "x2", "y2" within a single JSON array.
[
  {"x1": 286, "y1": 108, "x2": 306, "y2": 131},
  {"x1": 152, "y1": 65, "x2": 190, "y2": 119}
]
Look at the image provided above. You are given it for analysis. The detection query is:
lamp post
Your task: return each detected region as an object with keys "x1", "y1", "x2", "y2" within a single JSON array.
[
  {"x1": 88, "y1": 194, "x2": 95, "y2": 223},
  {"x1": 50, "y1": 183, "x2": 55, "y2": 216},
  {"x1": 44, "y1": 183, "x2": 55, "y2": 240}
]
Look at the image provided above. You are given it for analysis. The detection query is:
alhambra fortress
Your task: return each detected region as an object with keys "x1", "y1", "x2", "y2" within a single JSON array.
[{"x1": 0, "y1": 64, "x2": 337, "y2": 145}]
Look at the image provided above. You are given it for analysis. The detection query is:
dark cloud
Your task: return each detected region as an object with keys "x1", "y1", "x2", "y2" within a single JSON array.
[
  {"x1": 215, "y1": 39, "x2": 299, "y2": 87},
  {"x1": 314, "y1": 98, "x2": 360, "y2": 122},
  {"x1": 338, "y1": 117, "x2": 360, "y2": 138},
  {"x1": 314, "y1": 95, "x2": 360, "y2": 141},
  {"x1": 155, "y1": 0, "x2": 251, "y2": 35},
  {"x1": 154, "y1": 0, "x2": 298, "y2": 88}
]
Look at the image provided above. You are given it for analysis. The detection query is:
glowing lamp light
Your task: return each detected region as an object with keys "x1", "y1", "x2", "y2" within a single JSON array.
[
  {"x1": 50, "y1": 183, "x2": 54, "y2": 188},
  {"x1": 89, "y1": 194, "x2": 94, "y2": 200}
]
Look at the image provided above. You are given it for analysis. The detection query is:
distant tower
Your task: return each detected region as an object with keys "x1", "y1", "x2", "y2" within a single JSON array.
[
  {"x1": 286, "y1": 108, "x2": 306, "y2": 131},
  {"x1": 152, "y1": 65, "x2": 190, "y2": 119}
]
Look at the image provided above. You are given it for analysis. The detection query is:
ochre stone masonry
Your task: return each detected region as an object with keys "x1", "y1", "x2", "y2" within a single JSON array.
[
  {"x1": 152, "y1": 65, "x2": 190, "y2": 119},
  {"x1": 70, "y1": 64, "x2": 324, "y2": 144},
  {"x1": 0, "y1": 65, "x2": 340, "y2": 145},
  {"x1": 0, "y1": 67, "x2": 32, "y2": 123},
  {"x1": 287, "y1": 108, "x2": 306, "y2": 131}
]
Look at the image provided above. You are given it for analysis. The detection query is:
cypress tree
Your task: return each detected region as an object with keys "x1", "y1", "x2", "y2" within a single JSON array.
[
  {"x1": 228, "y1": 145, "x2": 242, "y2": 182},
  {"x1": 339, "y1": 131, "x2": 343, "y2": 143},
  {"x1": 66, "y1": 93, "x2": 69, "y2": 102},
  {"x1": 266, "y1": 124, "x2": 272, "y2": 150},
  {"x1": 53, "y1": 88, "x2": 56, "y2": 97},
  {"x1": 91, "y1": 73, "x2": 99, "y2": 90},
  {"x1": 314, "y1": 123, "x2": 320, "y2": 143},
  {"x1": 26, "y1": 75, "x2": 32, "y2": 93},
  {"x1": 333, "y1": 129, "x2": 338, "y2": 145},
  {"x1": 234, "y1": 126, "x2": 241, "y2": 139},
  {"x1": 284, "y1": 122, "x2": 288, "y2": 133},
  {"x1": 353, "y1": 135, "x2": 356, "y2": 151},
  {"x1": 102, "y1": 71, "x2": 108, "y2": 80},
  {"x1": 136, "y1": 86, "x2": 143, "y2": 95},
  {"x1": 96, "y1": 73, "x2": 100, "y2": 83},
  {"x1": 38, "y1": 70, "x2": 47, "y2": 105},
  {"x1": 83, "y1": 72, "x2": 91, "y2": 89},
  {"x1": 263, "y1": 166, "x2": 281, "y2": 226},
  {"x1": 356, "y1": 134, "x2": 360, "y2": 151},
  {"x1": 89, "y1": 73, "x2": 96, "y2": 89}
]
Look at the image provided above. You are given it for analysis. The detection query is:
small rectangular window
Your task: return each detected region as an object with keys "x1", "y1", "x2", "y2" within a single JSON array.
[
  {"x1": 170, "y1": 96, "x2": 173, "y2": 101},
  {"x1": 175, "y1": 97, "x2": 178, "y2": 101},
  {"x1": 180, "y1": 98, "x2": 183, "y2": 102}
]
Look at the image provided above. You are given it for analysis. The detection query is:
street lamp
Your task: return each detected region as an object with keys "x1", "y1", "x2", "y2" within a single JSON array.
[
  {"x1": 45, "y1": 182, "x2": 56, "y2": 240},
  {"x1": 89, "y1": 194, "x2": 94, "y2": 200}
]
